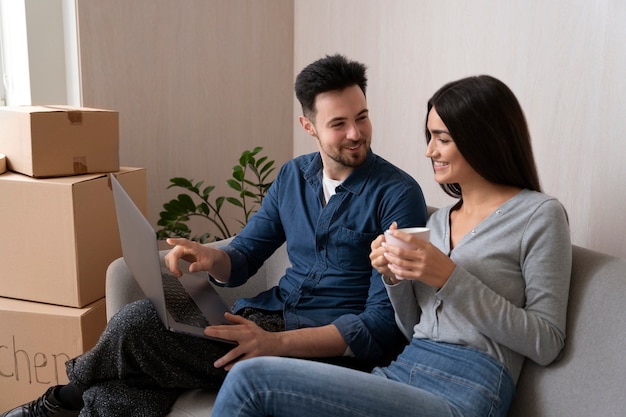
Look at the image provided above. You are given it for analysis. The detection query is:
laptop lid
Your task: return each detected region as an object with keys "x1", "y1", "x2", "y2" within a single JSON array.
[{"x1": 109, "y1": 174, "x2": 234, "y2": 343}]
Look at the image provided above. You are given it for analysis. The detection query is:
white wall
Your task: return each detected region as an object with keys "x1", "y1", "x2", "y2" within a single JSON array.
[
  {"x1": 294, "y1": 0, "x2": 626, "y2": 258},
  {"x1": 76, "y1": 0, "x2": 294, "y2": 236},
  {"x1": 13, "y1": 0, "x2": 625, "y2": 257}
]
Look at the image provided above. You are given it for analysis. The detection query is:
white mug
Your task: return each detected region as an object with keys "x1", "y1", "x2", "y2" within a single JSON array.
[{"x1": 384, "y1": 227, "x2": 430, "y2": 249}]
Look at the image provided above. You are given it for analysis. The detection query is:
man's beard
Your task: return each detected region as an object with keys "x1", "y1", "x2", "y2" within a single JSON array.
[{"x1": 322, "y1": 140, "x2": 370, "y2": 168}]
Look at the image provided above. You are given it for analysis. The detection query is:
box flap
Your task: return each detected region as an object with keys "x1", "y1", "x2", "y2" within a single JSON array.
[
  {"x1": 0, "y1": 296, "x2": 104, "y2": 317},
  {"x1": 0, "y1": 105, "x2": 116, "y2": 114}
]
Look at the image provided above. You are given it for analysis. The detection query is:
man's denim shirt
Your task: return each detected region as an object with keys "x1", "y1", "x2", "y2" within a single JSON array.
[{"x1": 214, "y1": 151, "x2": 426, "y2": 362}]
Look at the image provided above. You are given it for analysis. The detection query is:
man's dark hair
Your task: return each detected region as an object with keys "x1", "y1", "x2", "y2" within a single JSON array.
[
  {"x1": 426, "y1": 75, "x2": 542, "y2": 198},
  {"x1": 294, "y1": 54, "x2": 367, "y2": 120}
]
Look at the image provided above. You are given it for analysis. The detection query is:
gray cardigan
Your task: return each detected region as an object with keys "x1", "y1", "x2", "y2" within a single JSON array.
[{"x1": 386, "y1": 190, "x2": 572, "y2": 383}]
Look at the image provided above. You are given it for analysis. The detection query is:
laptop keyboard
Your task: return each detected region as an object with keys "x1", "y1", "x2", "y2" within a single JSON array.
[{"x1": 161, "y1": 272, "x2": 210, "y2": 328}]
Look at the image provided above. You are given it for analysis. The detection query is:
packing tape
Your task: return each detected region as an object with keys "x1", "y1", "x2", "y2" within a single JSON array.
[{"x1": 0, "y1": 153, "x2": 6, "y2": 174}]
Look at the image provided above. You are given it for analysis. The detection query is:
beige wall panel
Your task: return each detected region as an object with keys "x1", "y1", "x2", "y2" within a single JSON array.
[
  {"x1": 77, "y1": 0, "x2": 294, "y2": 235},
  {"x1": 294, "y1": 0, "x2": 626, "y2": 258}
]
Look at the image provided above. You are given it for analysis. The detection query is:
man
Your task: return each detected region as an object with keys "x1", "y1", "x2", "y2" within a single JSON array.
[{"x1": 2, "y1": 54, "x2": 426, "y2": 417}]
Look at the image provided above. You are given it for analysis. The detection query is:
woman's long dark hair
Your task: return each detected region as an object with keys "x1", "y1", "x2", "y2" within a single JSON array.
[{"x1": 426, "y1": 75, "x2": 541, "y2": 198}]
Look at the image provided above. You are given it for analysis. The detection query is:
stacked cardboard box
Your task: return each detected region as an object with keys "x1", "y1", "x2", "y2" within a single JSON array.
[
  {"x1": 0, "y1": 167, "x2": 147, "y2": 307},
  {"x1": 0, "y1": 105, "x2": 147, "y2": 410},
  {"x1": 0, "y1": 105, "x2": 119, "y2": 178},
  {"x1": 0, "y1": 297, "x2": 106, "y2": 408}
]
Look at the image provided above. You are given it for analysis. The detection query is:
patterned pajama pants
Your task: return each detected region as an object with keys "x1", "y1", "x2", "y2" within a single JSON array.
[{"x1": 65, "y1": 299, "x2": 284, "y2": 417}]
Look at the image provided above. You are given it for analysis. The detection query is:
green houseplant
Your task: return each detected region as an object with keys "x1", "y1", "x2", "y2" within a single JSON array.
[{"x1": 156, "y1": 147, "x2": 275, "y2": 243}]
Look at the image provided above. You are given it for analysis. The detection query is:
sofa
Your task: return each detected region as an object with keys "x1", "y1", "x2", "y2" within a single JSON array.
[{"x1": 105, "y1": 237, "x2": 626, "y2": 416}]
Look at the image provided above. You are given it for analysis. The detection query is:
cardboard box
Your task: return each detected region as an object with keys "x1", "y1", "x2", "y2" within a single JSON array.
[
  {"x1": 0, "y1": 105, "x2": 119, "y2": 178},
  {"x1": 0, "y1": 297, "x2": 106, "y2": 410},
  {"x1": 0, "y1": 167, "x2": 147, "y2": 307}
]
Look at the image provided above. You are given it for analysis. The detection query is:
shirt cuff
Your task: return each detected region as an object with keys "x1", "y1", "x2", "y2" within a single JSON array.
[
  {"x1": 343, "y1": 345, "x2": 355, "y2": 357},
  {"x1": 210, "y1": 274, "x2": 228, "y2": 285}
]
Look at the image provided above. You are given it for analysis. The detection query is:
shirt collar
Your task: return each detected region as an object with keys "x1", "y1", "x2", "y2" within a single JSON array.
[{"x1": 303, "y1": 150, "x2": 376, "y2": 196}]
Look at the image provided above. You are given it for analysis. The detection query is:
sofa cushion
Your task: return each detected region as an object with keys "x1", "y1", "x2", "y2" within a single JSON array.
[
  {"x1": 166, "y1": 244, "x2": 626, "y2": 417},
  {"x1": 508, "y1": 245, "x2": 626, "y2": 417},
  {"x1": 168, "y1": 390, "x2": 216, "y2": 416}
]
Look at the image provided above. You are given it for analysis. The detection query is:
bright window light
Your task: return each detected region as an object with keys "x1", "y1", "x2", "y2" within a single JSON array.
[
  {"x1": 0, "y1": 0, "x2": 80, "y2": 106},
  {"x1": 0, "y1": 0, "x2": 31, "y2": 105}
]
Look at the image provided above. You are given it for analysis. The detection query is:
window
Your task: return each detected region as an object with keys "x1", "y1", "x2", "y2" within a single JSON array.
[
  {"x1": 0, "y1": 0, "x2": 79, "y2": 106},
  {"x1": 0, "y1": 32, "x2": 5, "y2": 106},
  {"x1": 0, "y1": 0, "x2": 31, "y2": 106}
]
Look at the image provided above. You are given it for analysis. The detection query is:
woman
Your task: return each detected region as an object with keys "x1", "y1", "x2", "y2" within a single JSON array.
[{"x1": 211, "y1": 75, "x2": 572, "y2": 417}]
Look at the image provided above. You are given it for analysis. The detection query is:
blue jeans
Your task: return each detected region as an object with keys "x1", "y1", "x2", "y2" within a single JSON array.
[{"x1": 212, "y1": 339, "x2": 514, "y2": 417}]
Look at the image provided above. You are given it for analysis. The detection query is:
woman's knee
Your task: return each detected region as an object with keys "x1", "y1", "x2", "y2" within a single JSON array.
[{"x1": 107, "y1": 299, "x2": 160, "y2": 334}]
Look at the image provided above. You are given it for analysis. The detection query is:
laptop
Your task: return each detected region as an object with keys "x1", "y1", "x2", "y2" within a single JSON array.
[{"x1": 110, "y1": 174, "x2": 236, "y2": 345}]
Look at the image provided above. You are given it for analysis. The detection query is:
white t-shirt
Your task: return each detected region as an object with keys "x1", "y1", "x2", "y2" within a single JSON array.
[{"x1": 322, "y1": 172, "x2": 343, "y2": 205}]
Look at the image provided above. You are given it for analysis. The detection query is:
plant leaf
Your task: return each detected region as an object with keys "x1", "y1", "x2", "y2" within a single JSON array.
[
  {"x1": 256, "y1": 156, "x2": 268, "y2": 167},
  {"x1": 239, "y1": 151, "x2": 251, "y2": 165},
  {"x1": 227, "y1": 197, "x2": 243, "y2": 208},
  {"x1": 198, "y1": 202, "x2": 210, "y2": 215},
  {"x1": 243, "y1": 190, "x2": 257, "y2": 199},
  {"x1": 201, "y1": 185, "x2": 215, "y2": 198},
  {"x1": 260, "y1": 161, "x2": 275, "y2": 174},
  {"x1": 169, "y1": 177, "x2": 193, "y2": 188},
  {"x1": 163, "y1": 200, "x2": 185, "y2": 215},
  {"x1": 178, "y1": 194, "x2": 197, "y2": 212},
  {"x1": 227, "y1": 179, "x2": 242, "y2": 191},
  {"x1": 231, "y1": 166, "x2": 244, "y2": 181},
  {"x1": 158, "y1": 211, "x2": 178, "y2": 222}
]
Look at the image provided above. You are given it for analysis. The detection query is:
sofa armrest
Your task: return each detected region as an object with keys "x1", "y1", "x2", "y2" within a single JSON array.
[
  {"x1": 105, "y1": 255, "x2": 146, "y2": 320},
  {"x1": 105, "y1": 237, "x2": 239, "y2": 320},
  {"x1": 104, "y1": 237, "x2": 287, "y2": 321},
  {"x1": 507, "y1": 245, "x2": 626, "y2": 416}
]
